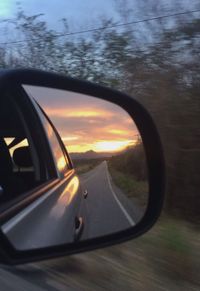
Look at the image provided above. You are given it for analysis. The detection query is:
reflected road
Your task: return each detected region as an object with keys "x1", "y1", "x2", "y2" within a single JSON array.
[
  {"x1": 80, "y1": 161, "x2": 142, "y2": 239},
  {"x1": 0, "y1": 162, "x2": 143, "y2": 290}
]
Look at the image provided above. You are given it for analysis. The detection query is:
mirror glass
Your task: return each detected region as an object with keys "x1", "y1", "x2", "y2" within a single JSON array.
[{"x1": 1, "y1": 85, "x2": 148, "y2": 250}]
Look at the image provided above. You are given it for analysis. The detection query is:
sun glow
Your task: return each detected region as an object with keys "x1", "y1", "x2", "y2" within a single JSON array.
[
  {"x1": 93, "y1": 140, "x2": 134, "y2": 152},
  {"x1": 66, "y1": 140, "x2": 135, "y2": 153}
]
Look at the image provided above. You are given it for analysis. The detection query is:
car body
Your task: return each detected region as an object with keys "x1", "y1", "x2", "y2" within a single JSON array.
[{"x1": 0, "y1": 85, "x2": 85, "y2": 249}]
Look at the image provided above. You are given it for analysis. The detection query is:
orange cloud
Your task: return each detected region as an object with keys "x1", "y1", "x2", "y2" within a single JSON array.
[
  {"x1": 62, "y1": 136, "x2": 79, "y2": 141},
  {"x1": 45, "y1": 107, "x2": 114, "y2": 119}
]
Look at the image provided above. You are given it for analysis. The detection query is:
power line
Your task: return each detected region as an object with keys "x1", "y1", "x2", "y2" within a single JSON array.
[{"x1": 0, "y1": 9, "x2": 200, "y2": 46}]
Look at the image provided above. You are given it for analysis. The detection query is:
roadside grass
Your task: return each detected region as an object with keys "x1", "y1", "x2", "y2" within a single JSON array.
[
  {"x1": 135, "y1": 216, "x2": 199, "y2": 285},
  {"x1": 74, "y1": 163, "x2": 95, "y2": 175},
  {"x1": 73, "y1": 159, "x2": 102, "y2": 175},
  {"x1": 108, "y1": 164, "x2": 148, "y2": 207},
  {"x1": 95, "y1": 215, "x2": 200, "y2": 290},
  {"x1": 39, "y1": 215, "x2": 200, "y2": 291}
]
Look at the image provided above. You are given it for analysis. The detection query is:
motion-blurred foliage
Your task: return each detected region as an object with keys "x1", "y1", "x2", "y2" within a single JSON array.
[
  {"x1": 0, "y1": 1, "x2": 199, "y2": 289},
  {"x1": 109, "y1": 138, "x2": 147, "y2": 181},
  {"x1": 36, "y1": 215, "x2": 199, "y2": 290}
]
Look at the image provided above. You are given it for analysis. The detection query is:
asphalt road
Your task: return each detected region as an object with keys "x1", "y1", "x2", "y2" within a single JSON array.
[
  {"x1": 80, "y1": 161, "x2": 141, "y2": 239},
  {"x1": 0, "y1": 161, "x2": 143, "y2": 290},
  {"x1": 3, "y1": 161, "x2": 142, "y2": 250}
]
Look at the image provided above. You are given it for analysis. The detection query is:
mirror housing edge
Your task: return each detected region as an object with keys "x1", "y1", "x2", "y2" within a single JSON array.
[{"x1": 0, "y1": 69, "x2": 165, "y2": 264}]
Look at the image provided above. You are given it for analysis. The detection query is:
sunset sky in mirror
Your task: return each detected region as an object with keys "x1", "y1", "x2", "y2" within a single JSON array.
[{"x1": 23, "y1": 85, "x2": 139, "y2": 153}]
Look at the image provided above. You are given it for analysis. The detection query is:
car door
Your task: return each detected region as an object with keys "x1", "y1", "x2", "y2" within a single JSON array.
[{"x1": 1, "y1": 87, "x2": 84, "y2": 250}]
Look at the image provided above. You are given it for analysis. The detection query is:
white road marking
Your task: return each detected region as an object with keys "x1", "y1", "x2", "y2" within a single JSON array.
[{"x1": 105, "y1": 162, "x2": 135, "y2": 227}]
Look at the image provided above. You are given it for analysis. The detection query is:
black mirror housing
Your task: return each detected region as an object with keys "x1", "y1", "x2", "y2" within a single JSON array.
[{"x1": 0, "y1": 69, "x2": 165, "y2": 265}]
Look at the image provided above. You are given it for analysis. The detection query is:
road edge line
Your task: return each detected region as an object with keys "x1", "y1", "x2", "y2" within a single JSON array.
[{"x1": 105, "y1": 162, "x2": 135, "y2": 227}]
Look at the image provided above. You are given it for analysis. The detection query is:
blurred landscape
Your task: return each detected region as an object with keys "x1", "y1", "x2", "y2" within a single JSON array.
[
  {"x1": 5, "y1": 215, "x2": 199, "y2": 290},
  {"x1": 0, "y1": 0, "x2": 199, "y2": 289}
]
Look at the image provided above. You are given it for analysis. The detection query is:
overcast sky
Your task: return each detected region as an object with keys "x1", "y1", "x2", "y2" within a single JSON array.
[
  {"x1": 1, "y1": 0, "x2": 199, "y2": 33},
  {"x1": 0, "y1": 0, "x2": 119, "y2": 32},
  {"x1": 0, "y1": 0, "x2": 199, "y2": 48}
]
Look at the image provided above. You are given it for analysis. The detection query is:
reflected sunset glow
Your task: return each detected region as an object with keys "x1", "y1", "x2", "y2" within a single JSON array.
[
  {"x1": 93, "y1": 140, "x2": 135, "y2": 152},
  {"x1": 50, "y1": 176, "x2": 80, "y2": 219},
  {"x1": 45, "y1": 107, "x2": 113, "y2": 118},
  {"x1": 65, "y1": 139, "x2": 136, "y2": 153},
  {"x1": 24, "y1": 86, "x2": 139, "y2": 155},
  {"x1": 57, "y1": 156, "x2": 67, "y2": 171},
  {"x1": 60, "y1": 176, "x2": 80, "y2": 205},
  {"x1": 48, "y1": 104, "x2": 137, "y2": 153}
]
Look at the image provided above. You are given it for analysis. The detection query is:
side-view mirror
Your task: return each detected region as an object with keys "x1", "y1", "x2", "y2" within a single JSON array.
[{"x1": 0, "y1": 69, "x2": 165, "y2": 264}]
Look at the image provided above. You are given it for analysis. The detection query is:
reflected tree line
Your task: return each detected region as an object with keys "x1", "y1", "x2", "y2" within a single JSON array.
[{"x1": 109, "y1": 137, "x2": 147, "y2": 181}]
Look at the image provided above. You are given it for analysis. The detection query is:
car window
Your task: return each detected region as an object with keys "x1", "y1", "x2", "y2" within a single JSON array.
[
  {"x1": 4, "y1": 138, "x2": 33, "y2": 172},
  {"x1": 32, "y1": 101, "x2": 71, "y2": 176},
  {"x1": 0, "y1": 93, "x2": 51, "y2": 206}
]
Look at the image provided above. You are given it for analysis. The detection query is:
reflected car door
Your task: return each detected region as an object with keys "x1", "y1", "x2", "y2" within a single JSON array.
[
  {"x1": 30, "y1": 99, "x2": 85, "y2": 246},
  {"x1": 3, "y1": 96, "x2": 84, "y2": 250}
]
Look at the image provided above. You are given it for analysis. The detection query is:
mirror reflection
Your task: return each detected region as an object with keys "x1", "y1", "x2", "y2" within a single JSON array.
[{"x1": 1, "y1": 85, "x2": 148, "y2": 250}]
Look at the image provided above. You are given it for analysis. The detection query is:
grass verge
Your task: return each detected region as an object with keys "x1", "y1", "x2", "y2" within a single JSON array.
[
  {"x1": 73, "y1": 159, "x2": 102, "y2": 175},
  {"x1": 108, "y1": 164, "x2": 148, "y2": 207}
]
